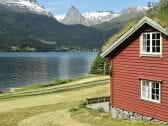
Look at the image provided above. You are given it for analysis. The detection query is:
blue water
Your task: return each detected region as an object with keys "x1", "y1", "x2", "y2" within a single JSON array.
[{"x1": 0, "y1": 52, "x2": 98, "y2": 90}]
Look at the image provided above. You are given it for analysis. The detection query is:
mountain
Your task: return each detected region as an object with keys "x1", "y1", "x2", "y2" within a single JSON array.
[
  {"x1": 56, "y1": 6, "x2": 119, "y2": 26},
  {"x1": 55, "y1": 6, "x2": 147, "y2": 26},
  {"x1": 0, "y1": 3, "x2": 105, "y2": 51},
  {"x1": 83, "y1": 11, "x2": 119, "y2": 25},
  {"x1": 0, "y1": 1, "x2": 149, "y2": 52},
  {"x1": 95, "y1": 7, "x2": 147, "y2": 30},
  {"x1": 62, "y1": 6, "x2": 88, "y2": 25},
  {"x1": 91, "y1": 7, "x2": 148, "y2": 44},
  {"x1": 0, "y1": 0, "x2": 52, "y2": 17}
]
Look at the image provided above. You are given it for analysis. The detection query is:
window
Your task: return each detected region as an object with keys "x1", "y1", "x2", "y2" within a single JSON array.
[
  {"x1": 140, "y1": 32, "x2": 162, "y2": 56},
  {"x1": 141, "y1": 80, "x2": 161, "y2": 103}
]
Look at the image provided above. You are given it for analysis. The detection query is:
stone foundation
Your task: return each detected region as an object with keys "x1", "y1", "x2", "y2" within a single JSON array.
[{"x1": 111, "y1": 107, "x2": 168, "y2": 124}]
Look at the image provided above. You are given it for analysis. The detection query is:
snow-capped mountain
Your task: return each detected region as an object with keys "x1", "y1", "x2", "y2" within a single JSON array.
[
  {"x1": 83, "y1": 11, "x2": 119, "y2": 23},
  {"x1": 0, "y1": 0, "x2": 52, "y2": 16},
  {"x1": 54, "y1": 15, "x2": 65, "y2": 21},
  {"x1": 55, "y1": 6, "x2": 119, "y2": 25},
  {"x1": 55, "y1": 6, "x2": 148, "y2": 26}
]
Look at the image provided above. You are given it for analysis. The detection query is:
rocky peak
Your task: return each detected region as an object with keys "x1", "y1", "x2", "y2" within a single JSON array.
[{"x1": 62, "y1": 5, "x2": 86, "y2": 25}]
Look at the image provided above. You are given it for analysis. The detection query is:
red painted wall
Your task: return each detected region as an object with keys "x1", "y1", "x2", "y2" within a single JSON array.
[{"x1": 110, "y1": 24, "x2": 168, "y2": 122}]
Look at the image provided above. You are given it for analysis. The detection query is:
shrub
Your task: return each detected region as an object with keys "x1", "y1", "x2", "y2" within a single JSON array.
[{"x1": 98, "y1": 107, "x2": 104, "y2": 113}]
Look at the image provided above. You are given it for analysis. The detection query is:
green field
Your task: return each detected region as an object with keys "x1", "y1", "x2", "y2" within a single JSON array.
[{"x1": 0, "y1": 75, "x2": 165, "y2": 126}]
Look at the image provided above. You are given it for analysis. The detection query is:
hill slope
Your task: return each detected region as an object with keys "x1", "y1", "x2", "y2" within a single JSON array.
[{"x1": 0, "y1": 6, "x2": 104, "y2": 51}]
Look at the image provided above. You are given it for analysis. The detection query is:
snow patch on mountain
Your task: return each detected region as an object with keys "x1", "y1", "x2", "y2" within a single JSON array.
[
  {"x1": 136, "y1": 6, "x2": 149, "y2": 11},
  {"x1": 54, "y1": 15, "x2": 65, "y2": 21},
  {"x1": 121, "y1": 6, "x2": 148, "y2": 14},
  {"x1": 83, "y1": 11, "x2": 120, "y2": 22},
  {"x1": 0, "y1": 0, "x2": 51, "y2": 16}
]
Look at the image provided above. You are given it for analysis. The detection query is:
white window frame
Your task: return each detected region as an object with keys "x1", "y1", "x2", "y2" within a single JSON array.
[
  {"x1": 140, "y1": 32, "x2": 163, "y2": 57},
  {"x1": 140, "y1": 80, "x2": 161, "y2": 104}
]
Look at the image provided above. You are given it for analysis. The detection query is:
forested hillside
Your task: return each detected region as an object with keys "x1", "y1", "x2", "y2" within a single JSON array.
[{"x1": 0, "y1": 7, "x2": 104, "y2": 51}]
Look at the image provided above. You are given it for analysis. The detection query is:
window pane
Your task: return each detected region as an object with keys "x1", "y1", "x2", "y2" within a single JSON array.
[
  {"x1": 152, "y1": 40, "x2": 155, "y2": 46},
  {"x1": 152, "y1": 94, "x2": 157, "y2": 100},
  {"x1": 147, "y1": 40, "x2": 150, "y2": 52},
  {"x1": 142, "y1": 92, "x2": 150, "y2": 99},
  {"x1": 156, "y1": 33, "x2": 160, "y2": 39},
  {"x1": 156, "y1": 40, "x2": 160, "y2": 46},
  {"x1": 147, "y1": 34, "x2": 150, "y2": 39},
  {"x1": 156, "y1": 47, "x2": 160, "y2": 52},
  {"x1": 147, "y1": 40, "x2": 150, "y2": 46},
  {"x1": 151, "y1": 82, "x2": 160, "y2": 101},
  {"x1": 147, "y1": 47, "x2": 150, "y2": 52},
  {"x1": 156, "y1": 83, "x2": 159, "y2": 88},
  {"x1": 143, "y1": 34, "x2": 147, "y2": 39},
  {"x1": 142, "y1": 80, "x2": 150, "y2": 99},
  {"x1": 156, "y1": 89, "x2": 159, "y2": 94},
  {"x1": 156, "y1": 95, "x2": 159, "y2": 100},
  {"x1": 152, "y1": 34, "x2": 156, "y2": 39},
  {"x1": 152, "y1": 47, "x2": 156, "y2": 52}
]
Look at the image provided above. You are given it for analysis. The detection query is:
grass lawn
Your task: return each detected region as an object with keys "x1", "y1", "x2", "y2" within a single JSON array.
[
  {"x1": 16, "y1": 74, "x2": 109, "y2": 92},
  {"x1": 0, "y1": 75, "x2": 165, "y2": 126}
]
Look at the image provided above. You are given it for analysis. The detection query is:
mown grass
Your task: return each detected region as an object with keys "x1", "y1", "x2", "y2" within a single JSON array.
[
  {"x1": 0, "y1": 103, "x2": 75, "y2": 126},
  {"x1": 15, "y1": 74, "x2": 107, "y2": 92},
  {"x1": 18, "y1": 109, "x2": 88, "y2": 126},
  {"x1": 0, "y1": 75, "x2": 165, "y2": 126},
  {"x1": 0, "y1": 82, "x2": 109, "y2": 126}
]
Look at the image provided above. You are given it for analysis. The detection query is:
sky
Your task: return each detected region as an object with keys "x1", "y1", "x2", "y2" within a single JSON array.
[{"x1": 38, "y1": 0, "x2": 160, "y2": 15}]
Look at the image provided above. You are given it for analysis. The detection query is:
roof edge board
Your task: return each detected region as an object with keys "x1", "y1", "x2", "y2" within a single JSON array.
[{"x1": 100, "y1": 16, "x2": 168, "y2": 58}]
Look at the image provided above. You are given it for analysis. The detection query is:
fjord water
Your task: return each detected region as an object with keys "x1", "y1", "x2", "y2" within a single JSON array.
[{"x1": 0, "y1": 52, "x2": 97, "y2": 90}]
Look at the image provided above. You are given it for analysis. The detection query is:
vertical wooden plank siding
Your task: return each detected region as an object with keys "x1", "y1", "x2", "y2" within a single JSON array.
[{"x1": 110, "y1": 26, "x2": 168, "y2": 122}]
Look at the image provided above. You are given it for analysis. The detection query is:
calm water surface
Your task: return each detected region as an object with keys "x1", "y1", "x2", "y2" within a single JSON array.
[{"x1": 0, "y1": 52, "x2": 97, "y2": 90}]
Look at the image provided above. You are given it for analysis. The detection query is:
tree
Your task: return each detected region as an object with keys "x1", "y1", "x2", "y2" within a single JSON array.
[{"x1": 90, "y1": 54, "x2": 109, "y2": 75}]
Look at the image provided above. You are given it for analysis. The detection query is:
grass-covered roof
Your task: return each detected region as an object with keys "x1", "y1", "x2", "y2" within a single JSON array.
[{"x1": 102, "y1": 0, "x2": 168, "y2": 52}]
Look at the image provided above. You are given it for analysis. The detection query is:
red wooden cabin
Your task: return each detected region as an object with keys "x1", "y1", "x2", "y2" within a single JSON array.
[{"x1": 101, "y1": 16, "x2": 168, "y2": 122}]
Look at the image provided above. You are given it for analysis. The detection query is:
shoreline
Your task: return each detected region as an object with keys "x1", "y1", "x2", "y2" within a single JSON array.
[{"x1": 0, "y1": 74, "x2": 108, "y2": 94}]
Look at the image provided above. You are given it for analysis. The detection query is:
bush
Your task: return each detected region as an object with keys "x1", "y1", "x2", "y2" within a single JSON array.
[{"x1": 98, "y1": 107, "x2": 104, "y2": 113}]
